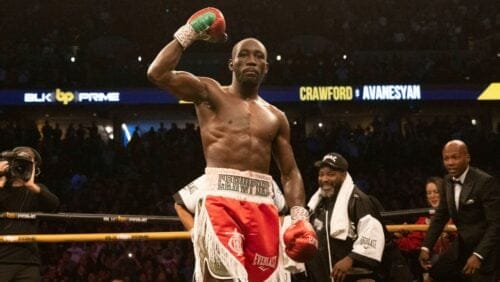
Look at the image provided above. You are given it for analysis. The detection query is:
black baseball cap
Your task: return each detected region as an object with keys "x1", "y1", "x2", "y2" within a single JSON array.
[{"x1": 314, "y1": 152, "x2": 348, "y2": 171}]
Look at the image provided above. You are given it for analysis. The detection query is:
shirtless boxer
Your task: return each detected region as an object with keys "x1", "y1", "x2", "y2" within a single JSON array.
[{"x1": 147, "y1": 7, "x2": 317, "y2": 281}]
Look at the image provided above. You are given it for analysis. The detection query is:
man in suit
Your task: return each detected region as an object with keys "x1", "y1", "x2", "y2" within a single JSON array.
[{"x1": 419, "y1": 139, "x2": 500, "y2": 281}]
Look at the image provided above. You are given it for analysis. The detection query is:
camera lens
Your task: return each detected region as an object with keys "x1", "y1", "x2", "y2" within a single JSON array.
[
  {"x1": 11, "y1": 158, "x2": 33, "y2": 181},
  {"x1": 14, "y1": 163, "x2": 28, "y2": 173}
]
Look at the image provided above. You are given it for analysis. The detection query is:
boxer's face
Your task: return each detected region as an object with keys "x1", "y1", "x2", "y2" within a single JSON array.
[{"x1": 229, "y1": 39, "x2": 269, "y2": 87}]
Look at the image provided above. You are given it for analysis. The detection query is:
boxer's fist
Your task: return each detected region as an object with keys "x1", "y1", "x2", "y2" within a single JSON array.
[
  {"x1": 174, "y1": 7, "x2": 227, "y2": 49},
  {"x1": 283, "y1": 220, "x2": 318, "y2": 262},
  {"x1": 188, "y1": 7, "x2": 226, "y2": 42}
]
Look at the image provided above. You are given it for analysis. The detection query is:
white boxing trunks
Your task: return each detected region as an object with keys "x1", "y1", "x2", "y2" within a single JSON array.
[{"x1": 191, "y1": 168, "x2": 288, "y2": 282}]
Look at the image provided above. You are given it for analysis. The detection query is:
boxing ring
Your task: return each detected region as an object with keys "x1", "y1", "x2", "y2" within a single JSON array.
[{"x1": 0, "y1": 210, "x2": 456, "y2": 243}]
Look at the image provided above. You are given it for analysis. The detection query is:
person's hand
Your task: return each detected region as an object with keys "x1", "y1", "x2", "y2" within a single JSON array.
[
  {"x1": 393, "y1": 231, "x2": 404, "y2": 238},
  {"x1": 0, "y1": 161, "x2": 8, "y2": 188},
  {"x1": 284, "y1": 207, "x2": 318, "y2": 262},
  {"x1": 0, "y1": 161, "x2": 9, "y2": 188},
  {"x1": 331, "y1": 256, "x2": 353, "y2": 282},
  {"x1": 174, "y1": 7, "x2": 227, "y2": 49},
  {"x1": 283, "y1": 219, "x2": 318, "y2": 262},
  {"x1": 419, "y1": 249, "x2": 432, "y2": 270},
  {"x1": 25, "y1": 162, "x2": 36, "y2": 186},
  {"x1": 462, "y1": 254, "x2": 481, "y2": 275},
  {"x1": 25, "y1": 163, "x2": 40, "y2": 192},
  {"x1": 393, "y1": 222, "x2": 409, "y2": 238},
  {"x1": 15, "y1": 162, "x2": 40, "y2": 193},
  {"x1": 0, "y1": 160, "x2": 9, "y2": 175}
]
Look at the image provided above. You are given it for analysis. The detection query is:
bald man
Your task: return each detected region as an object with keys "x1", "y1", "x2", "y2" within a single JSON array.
[
  {"x1": 147, "y1": 8, "x2": 316, "y2": 281},
  {"x1": 419, "y1": 140, "x2": 500, "y2": 281}
]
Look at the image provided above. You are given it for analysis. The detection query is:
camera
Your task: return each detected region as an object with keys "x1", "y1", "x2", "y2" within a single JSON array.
[{"x1": 0, "y1": 150, "x2": 35, "y2": 181}]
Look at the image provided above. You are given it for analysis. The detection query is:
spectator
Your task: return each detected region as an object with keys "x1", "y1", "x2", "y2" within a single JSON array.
[{"x1": 394, "y1": 176, "x2": 455, "y2": 281}]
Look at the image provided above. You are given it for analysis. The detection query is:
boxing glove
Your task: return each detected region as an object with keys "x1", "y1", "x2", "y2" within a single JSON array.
[
  {"x1": 283, "y1": 206, "x2": 318, "y2": 262},
  {"x1": 174, "y1": 7, "x2": 227, "y2": 49}
]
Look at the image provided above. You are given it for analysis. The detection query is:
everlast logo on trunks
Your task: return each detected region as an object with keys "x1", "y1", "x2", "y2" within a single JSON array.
[
  {"x1": 218, "y1": 174, "x2": 270, "y2": 196},
  {"x1": 252, "y1": 253, "x2": 277, "y2": 270}
]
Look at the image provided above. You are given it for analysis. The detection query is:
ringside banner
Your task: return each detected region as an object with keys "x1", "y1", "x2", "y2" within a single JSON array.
[{"x1": 0, "y1": 83, "x2": 498, "y2": 105}]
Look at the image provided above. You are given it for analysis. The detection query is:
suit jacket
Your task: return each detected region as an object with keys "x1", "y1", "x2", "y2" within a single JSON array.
[{"x1": 422, "y1": 166, "x2": 500, "y2": 270}]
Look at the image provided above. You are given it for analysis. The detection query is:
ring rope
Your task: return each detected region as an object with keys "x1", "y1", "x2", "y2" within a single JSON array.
[
  {"x1": 0, "y1": 231, "x2": 191, "y2": 243},
  {"x1": 0, "y1": 212, "x2": 180, "y2": 223},
  {"x1": 386, "y1": 224, "x2": 456, "y2": 233},
  {"x1": 1, "y1": 208, "x2": 434, "y2": 223},
  {"x1": 381, "y1": 208, "x2": 434, "y2": 218},
  {"x1": 0, "y1": 225, "x2": 456, "y2": 243},
  {"x1": 0, "y1": 209, "x2": 453, "y2": 243}
]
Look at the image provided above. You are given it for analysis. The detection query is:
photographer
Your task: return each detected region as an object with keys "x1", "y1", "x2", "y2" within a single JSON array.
[{"x1": 0, "y1": 146, "x2": 59, "y2": 282}]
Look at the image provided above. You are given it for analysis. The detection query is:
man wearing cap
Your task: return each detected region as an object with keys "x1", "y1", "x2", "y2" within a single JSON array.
[{"x1": 305, "y1": 153, "x2": 402, "y2": 281}]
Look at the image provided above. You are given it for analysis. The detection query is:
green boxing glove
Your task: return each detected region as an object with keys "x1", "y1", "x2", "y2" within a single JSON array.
[{"x1": 174, "y1": 7, "x2": 227, "y2": 49}]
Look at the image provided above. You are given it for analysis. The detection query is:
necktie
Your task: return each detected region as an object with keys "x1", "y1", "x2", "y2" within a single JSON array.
[{"x1": 452, "y1": 179, "x2": 462, "y2": 210}]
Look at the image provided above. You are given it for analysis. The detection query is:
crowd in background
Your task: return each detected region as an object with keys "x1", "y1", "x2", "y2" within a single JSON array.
[
  {"x1": 1, "y1": 0, "x2": 500, "y2": 280},
  {"x1": 1, "y1": 0, "x2": 499, "y2": 88},
  {"x1": 0, "y1": 111, "x2": 499, "y2": 281}
]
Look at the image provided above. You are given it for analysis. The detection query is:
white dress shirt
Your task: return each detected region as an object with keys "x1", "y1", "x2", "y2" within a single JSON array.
[{"x1": 453, "y1": 167, "x2": 469, "y2": 210}]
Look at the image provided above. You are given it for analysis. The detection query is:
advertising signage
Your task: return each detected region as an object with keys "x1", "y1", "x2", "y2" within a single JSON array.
[
  {"x1": 296, "y1": 83, "x2": 499, "y2": 101},
  {"x1": 0, "y1": 83, "x2": 498, "y2": 106}
]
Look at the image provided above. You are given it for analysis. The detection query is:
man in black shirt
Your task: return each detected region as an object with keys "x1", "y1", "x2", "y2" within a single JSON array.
[
  {"x1": 0, "y1": 146, "x2": 59, "y2": 282},
  {"x1": 305, "y1": 152, "x2": 411, "y2": 282}
]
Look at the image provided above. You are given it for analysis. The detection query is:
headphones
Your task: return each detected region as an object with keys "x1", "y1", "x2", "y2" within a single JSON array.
[{"x1": 12, "y1": 146, "x2": 42, "y2": 176}]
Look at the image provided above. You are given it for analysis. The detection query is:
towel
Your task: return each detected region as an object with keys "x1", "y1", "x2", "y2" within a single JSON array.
[{"x1": 307, "y1": 173, "x2": 354, "y2": 240}]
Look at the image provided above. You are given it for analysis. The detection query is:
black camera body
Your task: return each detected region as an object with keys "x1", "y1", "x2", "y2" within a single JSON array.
[{"x1": 0, "y1": 150, "x2": 35, "y2": 181}]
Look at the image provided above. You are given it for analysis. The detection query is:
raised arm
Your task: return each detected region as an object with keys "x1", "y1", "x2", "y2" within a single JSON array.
[
  {"x1": 147, "y1": 7, "x2": 227, "y2": 103},
  {"x1": 147, "y1": 40, "x2": 207, "y2": 102}
]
